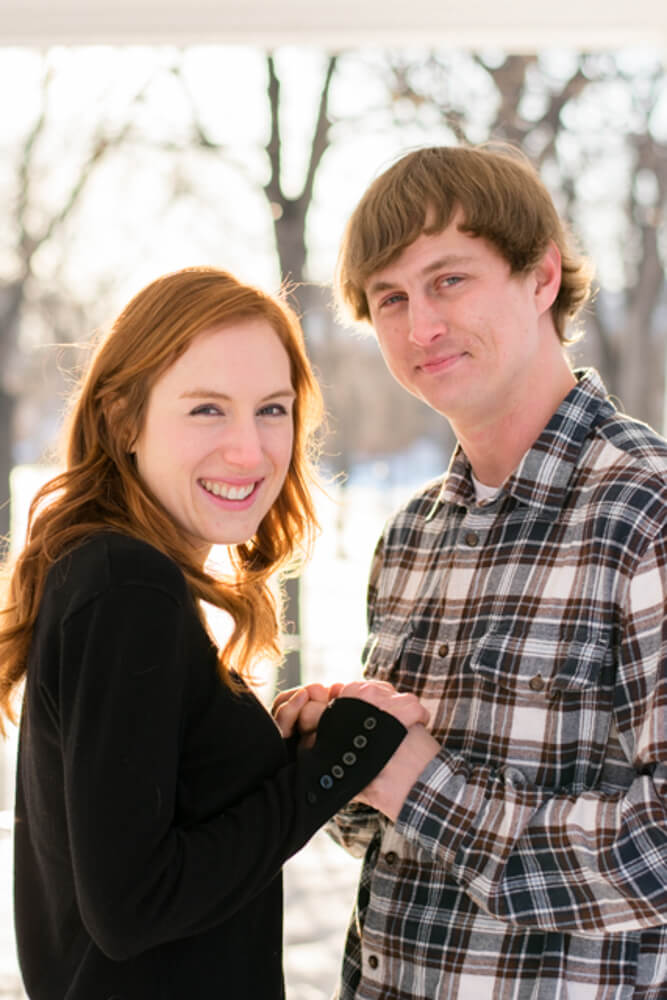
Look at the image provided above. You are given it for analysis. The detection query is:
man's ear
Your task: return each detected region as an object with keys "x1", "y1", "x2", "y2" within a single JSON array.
[{"x1": 533, "y1": 241, "x2": 562, "y2": 315}]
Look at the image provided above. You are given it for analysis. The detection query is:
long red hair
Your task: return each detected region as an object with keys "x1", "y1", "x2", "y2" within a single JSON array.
[{"x1": 0, "y1": 267, "x2": 324, "y2": 733}]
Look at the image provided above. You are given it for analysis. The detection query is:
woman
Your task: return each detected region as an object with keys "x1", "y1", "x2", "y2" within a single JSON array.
[{"x1": 0, "y1": 267, "x2": 426, "y2": 999}]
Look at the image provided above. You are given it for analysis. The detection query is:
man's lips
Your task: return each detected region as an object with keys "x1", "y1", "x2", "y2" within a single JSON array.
[{"x1": 417, "y1": 351, "x2": 468, "y2": 374}]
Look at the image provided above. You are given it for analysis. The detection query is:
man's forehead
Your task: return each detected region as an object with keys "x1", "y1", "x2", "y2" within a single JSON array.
[{"x1": 363, "y1": 206, "x2": 471, "y2": 285}]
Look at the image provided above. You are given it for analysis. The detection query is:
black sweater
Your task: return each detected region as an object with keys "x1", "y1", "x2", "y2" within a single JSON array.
[{"x1": 14, "y1": 533, "x2": 405, "y2": 999}]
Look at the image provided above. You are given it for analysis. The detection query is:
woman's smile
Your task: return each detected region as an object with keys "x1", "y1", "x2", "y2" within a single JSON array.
[{"x1": 133, "y1": 317, "x2": 295, "y2": 561}]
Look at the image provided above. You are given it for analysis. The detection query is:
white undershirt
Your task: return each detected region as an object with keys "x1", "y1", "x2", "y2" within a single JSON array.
[{"x1": 471, "y1": 474, "x2": 501, "y2": 504}]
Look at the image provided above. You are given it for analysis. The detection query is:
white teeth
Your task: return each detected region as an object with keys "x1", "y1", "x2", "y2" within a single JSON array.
[{"x1": 201, "y1": 480, "x2": 255, "y2": 500}]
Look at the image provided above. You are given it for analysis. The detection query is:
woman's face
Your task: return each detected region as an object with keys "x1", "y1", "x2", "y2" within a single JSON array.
[{"x1": 133, "y1": 318, "x2": 295, "y2": 563}]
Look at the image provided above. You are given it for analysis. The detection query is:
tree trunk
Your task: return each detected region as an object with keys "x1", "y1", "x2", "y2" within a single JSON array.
[{"x1": 0, "y1": 386, "x2": 11, "y2": 560}]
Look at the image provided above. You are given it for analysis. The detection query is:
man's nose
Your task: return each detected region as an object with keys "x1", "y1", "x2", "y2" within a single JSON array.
[{"x1": 407, "y1": 296, "x2": 447, "y2": 346}]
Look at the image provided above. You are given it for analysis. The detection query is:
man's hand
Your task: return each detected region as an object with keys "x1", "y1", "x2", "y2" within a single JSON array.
[{"x1": 355, "y1": 724, "x2": 440, "y2": 822}]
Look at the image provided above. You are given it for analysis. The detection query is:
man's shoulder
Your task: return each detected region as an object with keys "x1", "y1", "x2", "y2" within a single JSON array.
[
  {"x1": 595, "y1": 409, "x2": 667, "y2": 479},
  {"x1": 577, "y1": 410, "x2": 667, "y2": 538}
]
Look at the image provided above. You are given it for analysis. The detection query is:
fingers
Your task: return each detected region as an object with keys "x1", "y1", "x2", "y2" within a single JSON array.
[
  {"x1": 272, "y1": 684, "x2": 332, "y2": 739},
  {"x1": 337, "y1": 681, "x2": 430, "y2": 730},
  {"x1": 273, "y1": 688, "x2": 308, "y2": 739},
  {"x1": 297, "y1": 699, "x2": 328, "y2": 733},
  {"x1": 337, "y1": 680, "x2": 395, "y2": 700},
  {"x1": 271, "y1": 687, "x2": 300, "y2": 714},
  {"x1": 271, "y1": 682, "x2": 330, "y2": 718},
  {"x1": 272, "y1": 678, "x2": 430, "y2": 739}
]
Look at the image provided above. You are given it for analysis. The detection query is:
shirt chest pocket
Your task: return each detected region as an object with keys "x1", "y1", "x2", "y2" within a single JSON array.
[
  {"x1": 361, "y1": 625, "x2": 446, "y2": 700},
  {"x1": 469, "y1": 624, "x2": 611, "y2": 696},
  {"x1": 467, "y1": 624, "x2": 613, "y2": 791}
]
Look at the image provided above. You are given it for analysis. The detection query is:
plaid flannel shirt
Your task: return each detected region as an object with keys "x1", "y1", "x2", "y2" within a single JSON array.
[{"x1": 329, "y1": 369, "x2": 667, "y2": 1000}]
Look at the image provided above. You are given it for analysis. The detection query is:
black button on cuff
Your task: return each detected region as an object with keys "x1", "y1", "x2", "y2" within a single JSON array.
[
  {"x1": 306, "y1": 791, "x2": 317, "y2": 805},
  {"x1": 342, "y1": 751, "x2": 357, "y2": 766},
  {"x1": 353, "y1": 734, "x2": 368, "y2": 749},
  {"x1": 320, "y1": 774, "x2": 334, "y2": 789},
  {"x1": 331, "y1": 764, "x2": 344, "y2": 779},
  {"x1": 363, "y1": 716, "x2": 377, "y2": 731}
]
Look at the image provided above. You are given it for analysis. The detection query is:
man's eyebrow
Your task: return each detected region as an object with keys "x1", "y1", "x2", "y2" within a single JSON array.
[
  {"x1": 367, "y1": 255, "x2": 475, "y2": 296},
  {"x1": 179, "y1": 388, "x2": 296, "y2": 401}
]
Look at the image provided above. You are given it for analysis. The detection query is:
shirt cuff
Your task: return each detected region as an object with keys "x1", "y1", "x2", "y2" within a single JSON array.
[{"x1": 394, "y1": 746, "x2": 475, "y2": 868}]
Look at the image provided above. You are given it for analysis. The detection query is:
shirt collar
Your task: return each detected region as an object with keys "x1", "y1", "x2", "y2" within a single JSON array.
[{"x1": 427, "y1": 368, "x2": 616, "y2": 521}]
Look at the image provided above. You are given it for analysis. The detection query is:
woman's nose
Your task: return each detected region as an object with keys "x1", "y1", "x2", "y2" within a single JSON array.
[{"x1": 220, "y1": 420, "x2": 263, "y2": 467}]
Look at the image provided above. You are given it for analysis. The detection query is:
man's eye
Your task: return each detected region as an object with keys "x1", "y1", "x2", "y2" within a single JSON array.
[
  {"x1": 380, "y1": 293, "x2": 406, "y2": 308},
  {"x1": 440, "y1": 275, "x2": 463, "y2": 288}
]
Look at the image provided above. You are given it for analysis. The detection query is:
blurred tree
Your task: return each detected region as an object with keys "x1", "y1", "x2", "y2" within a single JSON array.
[
  {"x1": 0, "y1": 54, "x2": 153, "y2": 556},
  {"x1": 3, "y1": 45, "x2": 665, "y2": 692},
  {"x1": 170, "y1": 50, "x2": 453, "y2": 689},
  {"x1": 170, "y1": 52, "x2": 339, "y2": 690}
]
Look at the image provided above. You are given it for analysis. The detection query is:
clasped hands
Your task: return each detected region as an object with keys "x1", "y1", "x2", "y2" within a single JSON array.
[{"x1": 272, "y1": 681, "x2": 440, "y2": 822}]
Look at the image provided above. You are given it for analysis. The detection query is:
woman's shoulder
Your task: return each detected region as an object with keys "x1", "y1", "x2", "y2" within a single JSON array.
[{"x1": 46, "y1": 532, "x2": 188, "y2": 617}]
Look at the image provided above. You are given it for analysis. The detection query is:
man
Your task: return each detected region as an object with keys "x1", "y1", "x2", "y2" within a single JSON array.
[{"x1": 277, "y1": 144, "x2": 666, "y2": 999}]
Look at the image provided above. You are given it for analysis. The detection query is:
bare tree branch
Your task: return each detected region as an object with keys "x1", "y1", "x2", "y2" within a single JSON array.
[
  {"x1": 296, "y1": 55, "x2": 337, "y2": 213},
  {"x1": 265, "y1": 53, "x2": 283, "y2": 207}
]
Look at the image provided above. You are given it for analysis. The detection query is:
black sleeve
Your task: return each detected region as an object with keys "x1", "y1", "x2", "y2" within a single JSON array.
[{"x1": 59, "y1": 582, "x2": 405, "y2": 961}]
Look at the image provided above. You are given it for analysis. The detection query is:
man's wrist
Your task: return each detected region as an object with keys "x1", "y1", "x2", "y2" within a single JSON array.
[{"x1": 359, "y1": 724, "x2": 440, "y2": 821}]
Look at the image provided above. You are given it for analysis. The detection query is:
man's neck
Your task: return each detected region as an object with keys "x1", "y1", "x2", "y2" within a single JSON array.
[{"x1": 452, "y1": 358, "x2": 577, "y2": 488}]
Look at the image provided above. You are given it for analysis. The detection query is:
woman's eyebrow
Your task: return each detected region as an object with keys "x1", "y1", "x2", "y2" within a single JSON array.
[{"x1": 179, "y1": 388, "x2": 296, "y2": 401}]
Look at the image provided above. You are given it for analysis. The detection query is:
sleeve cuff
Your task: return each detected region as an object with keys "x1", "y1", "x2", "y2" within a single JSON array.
[{"x1": 297, "y1": 697, "x2": 406, "y2": 826}]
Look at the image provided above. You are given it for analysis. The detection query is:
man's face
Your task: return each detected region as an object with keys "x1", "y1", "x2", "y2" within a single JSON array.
[{"x1": 364, "y1": 211, "x2": 558, "y2": 428}]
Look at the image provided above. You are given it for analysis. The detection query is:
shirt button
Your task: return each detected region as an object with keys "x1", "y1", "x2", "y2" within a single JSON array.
[
  {"x1": 438, "y1": 642, "x2": 449, "y2": 657},
  {"x1": 464, "y1": 531, "x2": 480, "y2": 547},
  {"x1": 331, "y1": 764, "x2": 344, "y2": 779},
  {"x1": 529, "y1": 674, "x2": 545, "y2": 692},
  {"x1": 363, "y1": 716, "x2": 378, "y2": 731},
  {"x1": 385, "y1": 851, "x2": 398, "y2": 865},
  {"x1": 342, "y1": 751, "x2": 357, "y2": 766},
  {"x1": 353, "y1": 734, "x2": 368, "y2": 749},
  {"x1": 368, "y1": 955, "x2": 379, "y2": 970},
  {"x1": 320, "y1": 774, "x2": 334, "y2": 789}
]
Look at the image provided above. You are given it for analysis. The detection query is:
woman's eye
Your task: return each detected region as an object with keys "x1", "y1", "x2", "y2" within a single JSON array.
[
  {"x1": 259, "y1": 403, "x2": 289, "y2": 417},
  {"x1": 190, "y1": 403, "x2": 223, "y2": 416}
]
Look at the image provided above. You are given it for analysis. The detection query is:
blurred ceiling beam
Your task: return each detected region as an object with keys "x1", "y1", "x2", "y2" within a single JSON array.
[{"x1": 1, "y1": 0, "x2": 667, "y2": 49}]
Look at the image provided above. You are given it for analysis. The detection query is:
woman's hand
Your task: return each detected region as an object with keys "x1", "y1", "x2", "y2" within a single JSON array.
[
  {"x1": 272, "y1": 683, "x2": 342, "y2": 742},
  {"x1": 336, "y1": 680, "x2": 430, "y2": 730},
  {"x1": 272, "y1": 679, "x2": 430, "y2": 748}
]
